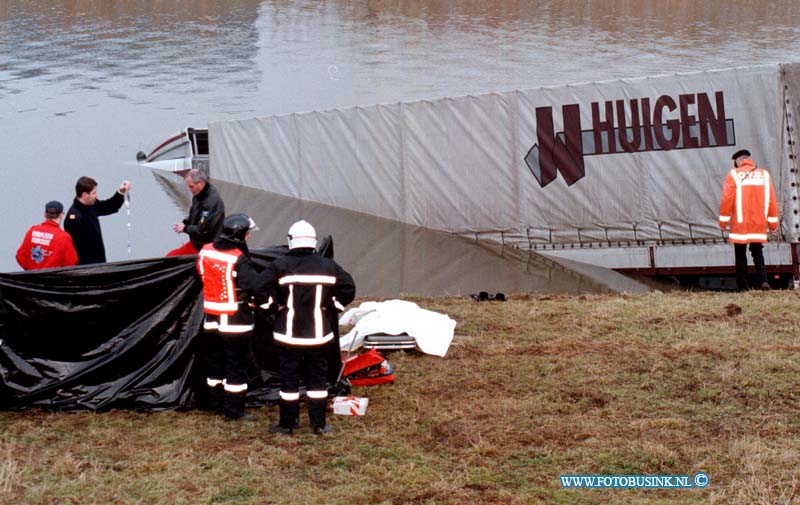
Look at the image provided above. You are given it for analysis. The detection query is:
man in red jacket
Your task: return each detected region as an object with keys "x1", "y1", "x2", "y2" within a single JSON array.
[
  {"x1": 16, "y1": 200, "x2": 79, "y2": 270},
  {"x1": 718, "y1": 149, "x2": 779, "y2": 290}
]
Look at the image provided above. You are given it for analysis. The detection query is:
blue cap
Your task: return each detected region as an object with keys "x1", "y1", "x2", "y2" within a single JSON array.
[{"x1": 45, "y1": 200, "x2": 64, "y2": 217}]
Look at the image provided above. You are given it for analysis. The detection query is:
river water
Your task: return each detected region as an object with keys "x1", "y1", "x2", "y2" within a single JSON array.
[{"x1": 2, "y1": 1, "x2": 799, "y2": 295}]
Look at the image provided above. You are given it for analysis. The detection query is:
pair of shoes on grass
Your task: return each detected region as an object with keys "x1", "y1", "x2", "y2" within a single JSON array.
[{"x1": 470, "y1": 291, "x2": 506, "y2": 302}]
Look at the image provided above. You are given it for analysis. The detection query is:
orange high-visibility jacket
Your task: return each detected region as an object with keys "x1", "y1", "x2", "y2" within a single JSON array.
[
  {"x1": 197, "y1": 244, "x2": 243, "y2": 315},
  {"x1": 718, "y1": 159, "x2": 779, "y2": 244}
]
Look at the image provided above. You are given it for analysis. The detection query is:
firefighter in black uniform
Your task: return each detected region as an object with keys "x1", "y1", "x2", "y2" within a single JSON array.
[
  {"x1": 197, "y1": 213, "x2": 261, "y2": 420},
  {"x1": 258, "y1": 220, "x2": 356, "y2": 435}
]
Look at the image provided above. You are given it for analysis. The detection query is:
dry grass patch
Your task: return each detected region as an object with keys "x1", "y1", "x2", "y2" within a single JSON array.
[{"x1": 2, "y1": 290, "x2": 800, "y2": 504}]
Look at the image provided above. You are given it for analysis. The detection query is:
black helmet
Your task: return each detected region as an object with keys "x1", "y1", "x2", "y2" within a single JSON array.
[{"x1": 220, "y1": 213, "x2": 258, "y2": 244}]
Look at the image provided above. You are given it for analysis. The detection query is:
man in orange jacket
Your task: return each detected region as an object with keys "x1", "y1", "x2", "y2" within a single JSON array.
[{"x1": 718, "y1": 149, "x2": 779, "y2": 291}]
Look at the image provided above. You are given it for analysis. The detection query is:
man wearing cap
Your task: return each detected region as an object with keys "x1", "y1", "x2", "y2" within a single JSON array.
[
  {"x1": 65, "y1": 176, "x2": 131, "y2": 265},
  {"x1": 16, "y1": 200, "x2": 79, "y2": 270},
  {"x1": 719, "y1": 149, "x2": 779, "y2": 290}
]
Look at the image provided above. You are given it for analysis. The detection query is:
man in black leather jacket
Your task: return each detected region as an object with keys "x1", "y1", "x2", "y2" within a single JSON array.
[{"x1": 167, "y1": 169, "x2": 225, "y2": 256}]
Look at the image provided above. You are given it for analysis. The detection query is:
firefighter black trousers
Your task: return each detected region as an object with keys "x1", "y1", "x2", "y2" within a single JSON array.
[
  {"x1": 206, "y1": 330, "x2": 250, "y2": 418},
  {"x1": 277, "y1": 344, "x2": 329, "y2": 428}
]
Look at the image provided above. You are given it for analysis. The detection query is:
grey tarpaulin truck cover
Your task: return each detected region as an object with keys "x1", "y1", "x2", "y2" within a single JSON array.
[
  {"x1": 207, "y1": 63, "x2": 800, "y2": 276},
  {"x1": 0, "y1": 239, "x2": 341, "y2": 412}
]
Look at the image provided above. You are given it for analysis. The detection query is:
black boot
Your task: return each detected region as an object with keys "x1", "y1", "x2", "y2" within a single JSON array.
[
  {"x1": 207, "y1": 385, "x2": 224, "y2": 414},
  {"x1": 308, "y1": 398, "x2": 330, "y2": 434},
  {"x1": 269, "y1": 399, "x2": 299, "y2": 434},
  {"x1": 223, "y1": 391, "x2": 246, "y2": 419},
  {"x1": 313, "y1": 424, "x2": 333, "y2": 435},
  {"x1": 269, "y1": 423, "x2": 293, "y2": 435}
]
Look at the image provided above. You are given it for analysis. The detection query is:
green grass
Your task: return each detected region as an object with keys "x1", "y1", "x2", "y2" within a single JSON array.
[{"x1": 2, "y1": 290, "x2": 800, "y2": 504}]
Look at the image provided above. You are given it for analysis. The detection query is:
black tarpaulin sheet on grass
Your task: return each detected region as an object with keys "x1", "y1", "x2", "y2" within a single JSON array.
[{"x1": 0, "y1": 240, "x2": 338, "y2": 412}]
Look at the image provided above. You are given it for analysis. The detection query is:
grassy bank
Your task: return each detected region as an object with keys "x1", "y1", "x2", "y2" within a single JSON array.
[{"x1": 2, "y1": 290, "x2": 799, "y2": 504}]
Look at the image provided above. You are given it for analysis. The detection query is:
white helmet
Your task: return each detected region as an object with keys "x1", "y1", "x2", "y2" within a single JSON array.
[{"x1": 287, "y1": 220, "x2": 317, "y2": 249}]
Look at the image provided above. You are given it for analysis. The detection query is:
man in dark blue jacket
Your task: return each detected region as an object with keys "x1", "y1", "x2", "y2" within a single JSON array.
[{"x1": 64, "y1": 176, "x2": 131, "y2": 264}]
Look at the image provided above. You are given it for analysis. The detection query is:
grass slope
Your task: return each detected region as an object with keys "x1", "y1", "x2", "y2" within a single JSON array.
[{"x1": 2, "y1": 291, "x2": 799, "y2": 504}]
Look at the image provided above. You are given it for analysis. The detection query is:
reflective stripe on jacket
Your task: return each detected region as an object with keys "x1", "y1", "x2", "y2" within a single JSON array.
[
  {"x1": 718, "y1": 160, "x2": 779, "y2": 244},
  {"x1": 260, "y1": 249, "x2": 356, "y2": 348},
  {"x1": 197, "y1": 245, "x2": 243, "y2": 315},
  {"x1": 273, "y1": 273, "x2": 337, "y2": 346}
]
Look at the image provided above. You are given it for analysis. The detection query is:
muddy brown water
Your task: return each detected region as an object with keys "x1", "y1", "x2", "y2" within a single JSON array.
[{"x1": 2, "y1": 1, "x2": 798, "y2": 294}]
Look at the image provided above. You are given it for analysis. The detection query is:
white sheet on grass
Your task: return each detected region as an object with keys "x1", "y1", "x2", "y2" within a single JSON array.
[{"x1": 339, "y1": 300, "x2": 456, "y2": 357}]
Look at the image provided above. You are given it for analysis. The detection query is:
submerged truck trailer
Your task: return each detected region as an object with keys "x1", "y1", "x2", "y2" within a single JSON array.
[{"x1": 145, "y1": 63, "x2": 800, "y2": 288}]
